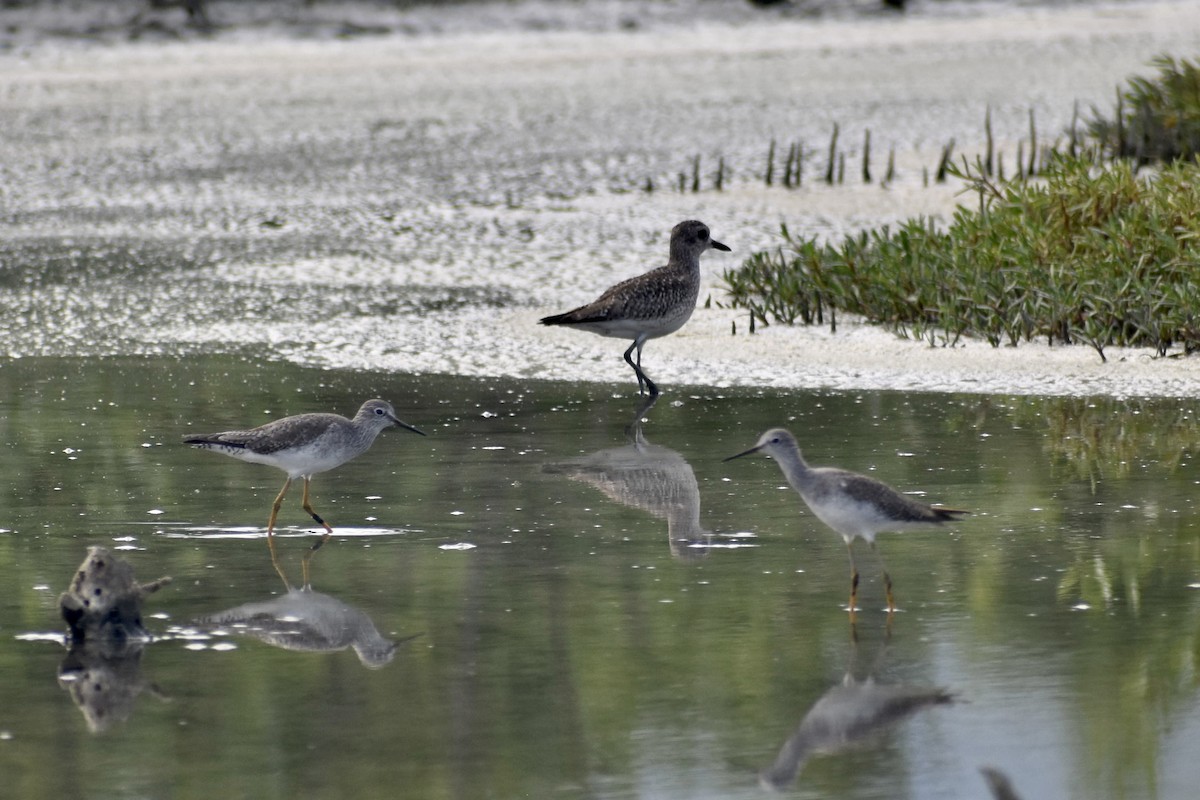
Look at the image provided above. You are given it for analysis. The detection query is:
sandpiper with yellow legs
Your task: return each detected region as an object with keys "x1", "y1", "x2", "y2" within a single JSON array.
[
  {"x1": 725, "y1": 428, "x2": 966, "y2": 615},
  {"x1": 185, "y1": 399, "x2": 424, "y2": 586}
]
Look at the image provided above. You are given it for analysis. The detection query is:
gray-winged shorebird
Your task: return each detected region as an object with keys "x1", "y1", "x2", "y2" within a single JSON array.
[
  {"x1": 185, "y1": 399, "x2": 424, "y2": 585},
  {"x1": 724, "y1": 428, "x2": 967, "y2": 614},
  {"x1": 539, "y1": 219, "x2": 730, "y2": 396}
]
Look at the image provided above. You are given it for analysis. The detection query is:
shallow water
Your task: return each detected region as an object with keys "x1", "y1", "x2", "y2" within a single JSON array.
[{"x1": 2, "y1": 357, "x2": 1199, "y2": 799}]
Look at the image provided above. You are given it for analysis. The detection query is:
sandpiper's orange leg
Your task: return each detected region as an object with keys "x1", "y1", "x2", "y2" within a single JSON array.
[
  {"x1": 299, "y1": 476, "x2": 334, "y2": 536},
  {"x1": 268, "y1": 477, "x2": 292, "y2": 534},
  {"x1": 300, "y1": 476, "x2": 333, "y2": 588},
  {"x1": 267, "y1": 478, "x2": 294, "y2": 588},
  {"x1": 872, "y1": 542, "x2": 895, "y2": 614}
]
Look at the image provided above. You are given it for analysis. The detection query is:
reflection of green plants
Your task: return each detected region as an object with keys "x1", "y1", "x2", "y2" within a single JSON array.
[
  {"x1": 1088, "y1": 55, "x2": 1200, "y2": 164},
  {"x1": 723, "y1": 158, "x2": 1200, "y2": 360},
  {"x1": 1057, "y1": 552, "x2": 1115, "y2": 608},
  {"x1": 1003, "y1": 395, "x2": 1200, "y2": 494},
  {"x1": 1012, "y1": 396, "x2": 1200, "y2": 486}
]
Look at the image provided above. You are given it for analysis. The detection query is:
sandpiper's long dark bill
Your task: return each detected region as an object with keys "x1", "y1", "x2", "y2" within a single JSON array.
[
  {"x1": 184, "y1": 399, "x2": 424, "y2": 586},
  {"x1": 539, "y1": 219, "x2": 730, "y2": 397},
  {"x1": 725, "y1": 427, "x2": 967, "y2": 614}
]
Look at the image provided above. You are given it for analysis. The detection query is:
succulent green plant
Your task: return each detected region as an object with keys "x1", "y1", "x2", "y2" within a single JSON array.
[
  {"x1": 1089, "y1": 55, "x2": 1200, "y2": 165},
  {"x1": 723, "y1": 157, "x2": 1200, "y2": 361}
]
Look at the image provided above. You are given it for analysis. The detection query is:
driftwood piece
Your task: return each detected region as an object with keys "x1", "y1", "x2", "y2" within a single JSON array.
[{"x1": 59, "y1": 546, "x2": 171, "y2": 643}]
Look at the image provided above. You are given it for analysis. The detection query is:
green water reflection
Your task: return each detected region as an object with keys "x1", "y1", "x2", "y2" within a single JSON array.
[{"x1": 0, "y1": 356, "x2": 1198, "y2": 799}]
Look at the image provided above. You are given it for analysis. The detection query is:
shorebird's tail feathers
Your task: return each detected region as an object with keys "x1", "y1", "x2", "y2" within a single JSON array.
[
  {"x1": 183, "y1": 435, "x2": 247, "y2": 450},
  {"x1": 540, "y1": 307, "x2": 606, "y2": 326}
]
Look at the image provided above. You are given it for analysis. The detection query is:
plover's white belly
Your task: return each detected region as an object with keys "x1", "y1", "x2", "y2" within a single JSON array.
[{"x1": 581, "y1": 303, "x2": 694, "y2": 340}]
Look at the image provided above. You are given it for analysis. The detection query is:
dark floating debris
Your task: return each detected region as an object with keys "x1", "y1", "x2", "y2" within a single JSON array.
[
  {"x1": 59, "y1": 546, "x2": 171, "y2": 644},
  {"x1": 57, "y1": 547, "x2": 172, "y2": 732}
]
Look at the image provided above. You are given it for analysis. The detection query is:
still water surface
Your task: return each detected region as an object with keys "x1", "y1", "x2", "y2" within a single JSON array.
[{"x1": 1, "y1": 356, "x2": 1198, "y2": 799}]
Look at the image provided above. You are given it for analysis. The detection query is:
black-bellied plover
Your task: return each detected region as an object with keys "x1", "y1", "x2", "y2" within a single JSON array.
[
  {"x1": 540, "y1": 219, "x2": 730, "y2": 396},
  {"x1": 185, "y1": 399, "x2": 425, "y2": 585},
  {"x1": 725, "y1": 428, "x2": 967, "y2": 614}
]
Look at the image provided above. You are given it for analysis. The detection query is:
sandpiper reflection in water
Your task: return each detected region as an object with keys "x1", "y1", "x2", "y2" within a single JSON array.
[
  {"x1": 544, "y1": 395, "x2": 717, "y2": 558},
  {"x1": 195, "y1": 559, "x2": 413, "y2": 669},
  {"x1": 760, "y1": 634, "x2": 955, "y2": 792},
  {"x1": 196, "y1": 589, "x2": 407, "y2": 669}
]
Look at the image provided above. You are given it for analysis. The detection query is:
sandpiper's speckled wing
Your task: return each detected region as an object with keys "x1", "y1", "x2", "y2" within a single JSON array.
[
  {"x1": 186, "y1": 413, "x2": 344, "y2": 456},
  {"x1": 544, "y1": 263, "x2": 691, "y2": 324},
  {"x1": 814, "y1": 467, "x2": 967, "y2": 524},
  {"x1": 593, "y1": 265, "x2": 689, "y2": 317}
]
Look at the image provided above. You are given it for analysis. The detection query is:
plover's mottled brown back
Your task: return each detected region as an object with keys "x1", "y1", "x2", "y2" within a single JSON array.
[
  {"x1": 725, "y1": 428, "x2": 967, "y2": 614},
  {"x1": 185, "y1": 399, "x2": 425, "y2": 586},
  {"x1": 540, "y1": 219, "x2": 730, "y2": 396}
]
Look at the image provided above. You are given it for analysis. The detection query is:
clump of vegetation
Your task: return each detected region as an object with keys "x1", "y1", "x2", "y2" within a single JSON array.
[
  {"x1": 723, "y1": 56, "x2": 1200, "y2": 360},
  {"x1": 1089, "y1": 55, "x2": 1200, "y2": 165},
  {"x1": 723, "y1": 156, "x2": 1200, "y2": 361}
]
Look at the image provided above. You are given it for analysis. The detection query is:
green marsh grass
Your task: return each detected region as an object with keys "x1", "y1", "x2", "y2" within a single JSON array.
[
  {"x1": 1089, "y1": 55, "x2": 1200, "y2": 165},
  {"x1": 722, "y1": 157, "x2": 1200, "y2": 361}
]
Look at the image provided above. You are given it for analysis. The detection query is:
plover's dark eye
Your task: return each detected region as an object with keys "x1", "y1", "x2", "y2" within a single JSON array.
[
  {"x1": 375, "y1": 407, "x2": 385, "y2": 415},
  {"x1": 697, "y1": 229, "x2": 708, "y2": 241}
]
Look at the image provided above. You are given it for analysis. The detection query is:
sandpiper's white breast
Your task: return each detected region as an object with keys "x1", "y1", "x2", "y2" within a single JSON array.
[
  {"x1": 261, "y1": 431, "x2": 364, "y2": 478},
  {"x1": 805, "y1": 495, "x2": 890, "y2": 541}
]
